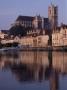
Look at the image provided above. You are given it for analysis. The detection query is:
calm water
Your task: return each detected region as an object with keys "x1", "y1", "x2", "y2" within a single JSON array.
[{"x1": 0, "y1": 50, "x2": 67, "y2": 90}]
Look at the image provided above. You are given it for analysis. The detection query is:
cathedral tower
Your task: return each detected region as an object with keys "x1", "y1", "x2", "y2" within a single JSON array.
[{"x1": 48, "y1": 4, "x2": 58, "y2": 30}]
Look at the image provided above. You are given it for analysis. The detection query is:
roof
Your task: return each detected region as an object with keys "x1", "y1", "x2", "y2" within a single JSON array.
[
  {"x1": 16, "y1": 16, "x2": 34, "y2": 21},
  {"x1": 16, "y1": 15, "x2": 49, "y2": 22},
  {"x1": 61, "y1": 24, "x2": 67, "y2": 29},
  {"x1": 1, "y1": 30, "x2": 9, "y2": 34}
]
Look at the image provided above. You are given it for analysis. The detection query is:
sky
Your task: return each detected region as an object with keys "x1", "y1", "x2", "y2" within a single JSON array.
[{"x1": 0, "y1": 0, "x2": 67, "y2": 30}]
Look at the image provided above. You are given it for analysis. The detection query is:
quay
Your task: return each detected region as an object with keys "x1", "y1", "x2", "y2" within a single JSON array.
[{"x1": 0, "y1": 45, "x2": 67, "y2": 52}]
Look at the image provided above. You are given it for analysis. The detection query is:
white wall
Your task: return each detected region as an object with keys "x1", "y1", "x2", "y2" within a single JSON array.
[
  {"x1": 52, "y1": 27, "x2": 67, "y2": 46},
  {"x1": 19, "y1": 35, "x2": 49, "y2": 47}
]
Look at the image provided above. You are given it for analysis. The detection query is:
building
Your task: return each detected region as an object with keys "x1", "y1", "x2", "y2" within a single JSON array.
[
  {"x1": 52, "y1": 25, "x2": 67, "y2": 46},
  {"x1": 15, "y1": 16, "x2": 33, "y2": 28},
  {"x1": 48, "y1": 4, "x2": 58, "y2": 30},
  {"x1": 11, "y1": 4, "x2": 58, "y2": 37},
  {"x1": 0, "y1": 31, "x2": 8, "y2": 39},
  {"x1": 14, "y1": 15, "x2": 50, "y2": 31},
  {"x1": 12, "y1": 15, "x2": 50, "y2": 37},
  {"x1": 19, "y1": 35, "x2": 49, "y2": 47}
]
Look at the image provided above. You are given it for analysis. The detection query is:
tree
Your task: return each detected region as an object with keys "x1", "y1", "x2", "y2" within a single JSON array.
[{"x1": 9, "y1": 25, "x2": 27, "y2": 36}]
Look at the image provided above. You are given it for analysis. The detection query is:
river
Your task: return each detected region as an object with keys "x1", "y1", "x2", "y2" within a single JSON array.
[{"x1": 0, "y1": 51, "x2": 67, "y2": 90}]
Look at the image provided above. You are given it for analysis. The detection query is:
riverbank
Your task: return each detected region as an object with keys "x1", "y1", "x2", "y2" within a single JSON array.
[{"x1": 0, "y1": 46, "x2": 67, "y2": 52}]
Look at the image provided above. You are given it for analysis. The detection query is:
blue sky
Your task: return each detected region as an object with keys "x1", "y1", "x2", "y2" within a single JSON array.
[{"x1": 0, "y1": 0, "x2": 67, "y2": 29}]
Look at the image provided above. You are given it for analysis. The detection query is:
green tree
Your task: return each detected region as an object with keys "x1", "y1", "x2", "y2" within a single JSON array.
[{"x1": 9, "y1": 25, "x2": 27, "y2": 36}]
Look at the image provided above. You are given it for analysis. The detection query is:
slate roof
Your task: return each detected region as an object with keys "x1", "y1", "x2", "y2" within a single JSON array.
[{"x1": 16, "y1": 16, "x2": 34, "y2": 21}]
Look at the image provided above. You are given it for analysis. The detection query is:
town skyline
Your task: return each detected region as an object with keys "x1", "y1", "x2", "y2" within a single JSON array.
[{"x1": 0, "y1": 0, "x2": 66, "y2": 30}]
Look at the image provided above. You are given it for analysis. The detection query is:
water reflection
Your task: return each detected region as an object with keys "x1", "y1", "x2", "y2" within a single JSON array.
[
  {"x1": 47, "y1": 51, "x2": 59, "y2": 90},
  {"x1": 0, "y1": 51, "x2": 67, "y2": 90}
]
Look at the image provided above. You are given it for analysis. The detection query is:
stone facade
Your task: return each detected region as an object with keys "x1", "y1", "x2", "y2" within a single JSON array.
[
  {"x1": 14, "y1": 15, "x2": 50, "y2": 30},
  {"x1": 48, "y1": 4, "x2": 58, "y2": 30},
  {"x1": 52, "y1": 25, "x2": 67, "y2": 46},
  {"x1": 19, "y1": 35, "x2": 49, "y2": 47},
  {"x1": 0, "y1": 31, "x2": 7, "y2": 39}
]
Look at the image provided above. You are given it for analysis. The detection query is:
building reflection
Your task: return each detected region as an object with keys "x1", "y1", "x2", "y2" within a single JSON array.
[
  {"x1": 0, "y1": 51, "x2": 19, "y2": 69},
  {"x1": 10, "y1": 51, "x2": 47, "y2": 82},
  {"x1": 0, "y1": 51, "x2": 67, "y2": 90}
]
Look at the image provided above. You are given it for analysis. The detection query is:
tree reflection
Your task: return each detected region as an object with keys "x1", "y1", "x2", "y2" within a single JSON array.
[{"x1": 45, "y1": 51, "x2": 59, "y2": 90}]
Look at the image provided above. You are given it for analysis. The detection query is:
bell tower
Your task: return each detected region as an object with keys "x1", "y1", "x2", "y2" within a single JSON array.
[{"x1": 48, "y1": 4, "x2": 58, "y2": 30}]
